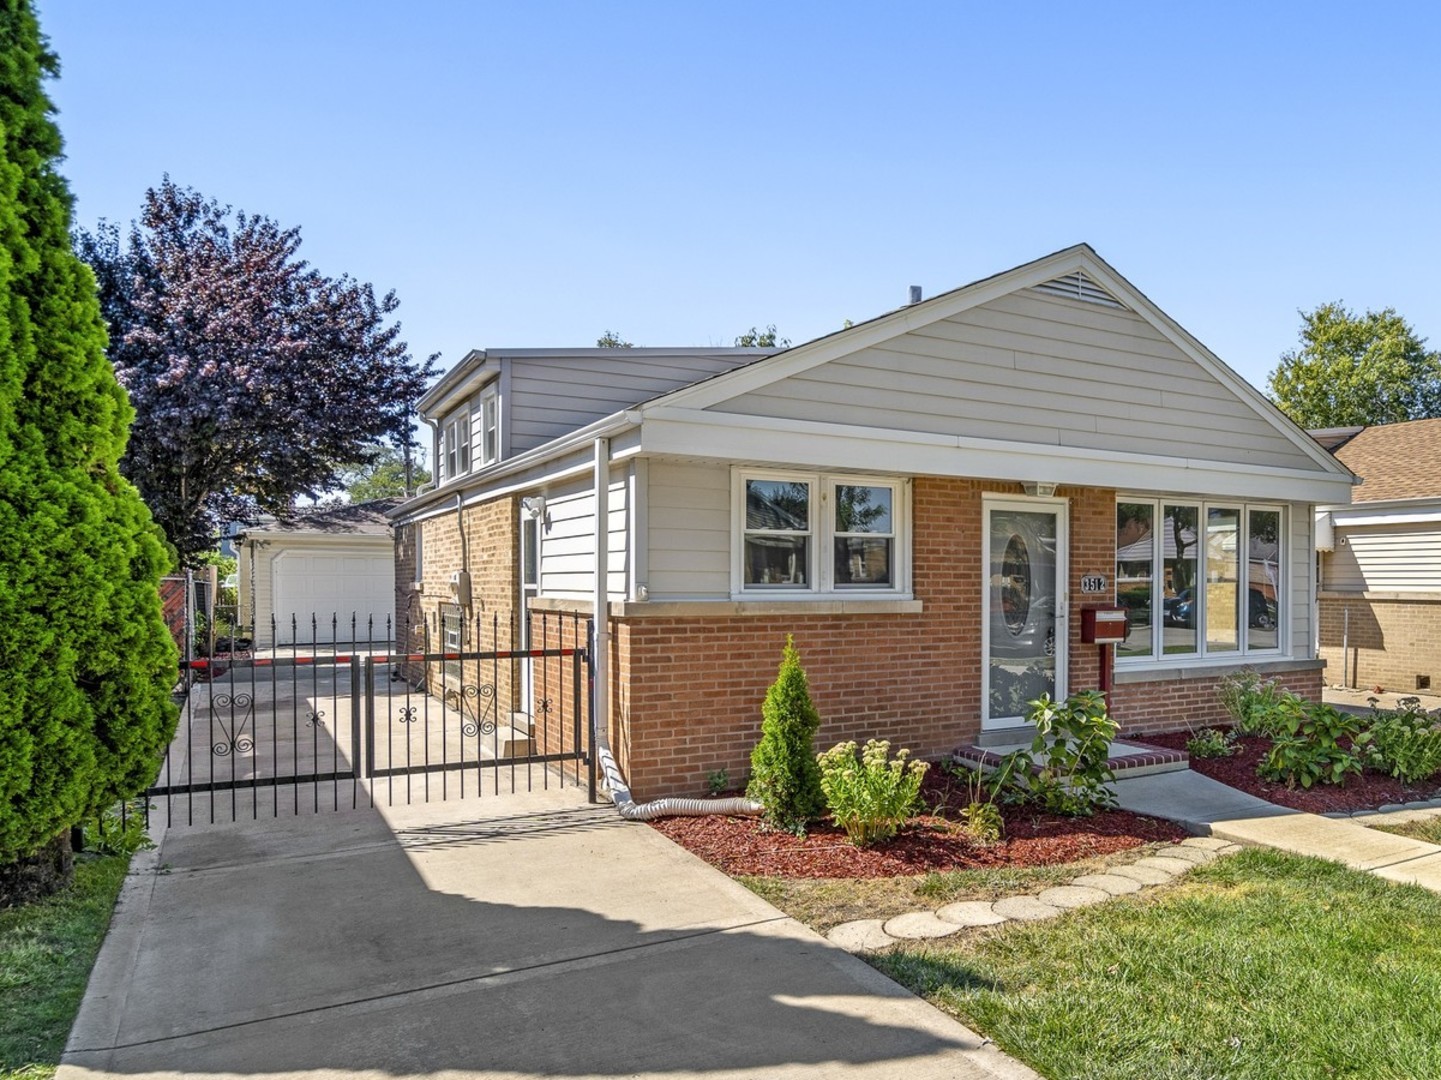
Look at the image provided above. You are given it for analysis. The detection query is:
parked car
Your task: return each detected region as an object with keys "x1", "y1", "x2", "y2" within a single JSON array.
[{"x1": 1163, "y1": 587, "x2": 1276, "y2": 630}]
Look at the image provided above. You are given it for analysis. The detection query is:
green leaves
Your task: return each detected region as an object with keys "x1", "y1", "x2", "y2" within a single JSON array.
[
  {"x1": 1267, "y1": 302, "x2": 1441, "y2": 427},
  {"x1": 1256, "y1": 697, "x2": 1365, "y2": 789},
  {"x1": 989, "y1": 691, "x2": 1119, "y2": 816},
  {"x1": 746, "y1": 635, "x2": 825, "y2": 834},
  {"x1": 817, "y1": 739, "x2": 928, "y2": 848}
]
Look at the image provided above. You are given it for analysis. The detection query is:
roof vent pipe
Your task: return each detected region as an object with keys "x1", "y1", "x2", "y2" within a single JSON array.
[{"x1": 908, "y1": 285, "x2": 923, "y2": 305}]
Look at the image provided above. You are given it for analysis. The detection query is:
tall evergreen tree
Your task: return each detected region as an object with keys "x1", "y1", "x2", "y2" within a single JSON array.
[{"x1": 0, "y1": 0, "x2": 177, "y2": 887}]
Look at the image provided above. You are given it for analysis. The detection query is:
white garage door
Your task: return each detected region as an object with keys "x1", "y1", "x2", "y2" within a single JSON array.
[{"x1": 272, "y1": 551, "x2": 394, "y2": 645}]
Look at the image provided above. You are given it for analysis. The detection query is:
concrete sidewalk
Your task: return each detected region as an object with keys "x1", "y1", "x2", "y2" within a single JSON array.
[
  {"x1": 1116, "y1": 770, "x2": 1441, "y2": 890},
  {"x1": 59, "y1": 789, "x2": 1037, "y2": 1080}
]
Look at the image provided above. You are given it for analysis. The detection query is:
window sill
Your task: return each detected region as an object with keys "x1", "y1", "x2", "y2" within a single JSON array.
[
  {"x1": 1113, "y1": 656, "x2": 1324, "y2": 685},
  {"x1": 529, "y1": 597, "x2": 923, "y2": 618}
]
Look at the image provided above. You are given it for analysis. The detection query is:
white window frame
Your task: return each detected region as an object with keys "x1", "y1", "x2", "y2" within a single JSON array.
[
  {"x1": 480, "y1": 387, "x2": 499, "y2": 466},
  {"x1": 730, "y1": 469, "x2": 910, "y2": 599},
  {"x1": 1116, "y1": 495, "x2": 1286, "y2": 666},
  {"x1": 441, "y1": 404, "x2": 472, "y2": 481}
]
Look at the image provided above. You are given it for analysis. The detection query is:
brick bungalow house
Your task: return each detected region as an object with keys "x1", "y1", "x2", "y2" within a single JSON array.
[
  {"x1": 1314, "y1": 418, "x2": 1441, "y2": 693},
  {"x1": 391, "y1": 245, "x2": 1355, "y2": 800}
]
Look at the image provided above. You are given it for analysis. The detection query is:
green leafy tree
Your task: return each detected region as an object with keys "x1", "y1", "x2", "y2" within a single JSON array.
[
  {"x1": 0, "y1": 0, "x2": 178, "y2": 892},
  {"x1": 335, "y1": 443, "x2": 430, "y2": 503},
  {"x1": 746, "y1": 636, "x2": 825, "y2": 833},
  {"x1": 596, "y1": 330, "x2": 633, "y2": 348},
  {"x1": 1267, "y1": 303, "x2": 1441, "y2": 427},
  {"x1": 735, "y1": 324, "x2": 790, "y2": 348}
]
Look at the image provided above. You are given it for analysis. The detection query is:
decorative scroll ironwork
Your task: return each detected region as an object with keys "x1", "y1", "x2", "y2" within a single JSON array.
[
  {"x1": 397, "y1": 705, "x2": 419, "y2": 725},
  {"x1": 305, "y1": 709, "x2": 326, "y2": 729},
  {"x1": 535, "y1": 698, "x2": 552, "y2": 716},
  {"x1": 446, "y1": 682, "x2": 498, "y2": 738},
  {"x1": 210, "y1": 693, "x2": 255, "y2": 757}
]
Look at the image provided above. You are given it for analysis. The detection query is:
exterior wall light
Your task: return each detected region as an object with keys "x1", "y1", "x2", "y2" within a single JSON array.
[
  {"x1": 1022, "y1": 481, "x2": 1058, "y2": 498},
  {"x1": 521, "y1": 495, "x2": 546, "y2": 520}
]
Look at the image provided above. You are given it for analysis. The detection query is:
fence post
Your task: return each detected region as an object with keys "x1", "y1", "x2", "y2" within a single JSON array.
[
  {"x1": 350, "y1": 655, "x2": 363, "y2": 805},
  {"x1": 585, "y1": 617, "x2": 596, "y2": 804},
  {"x1": 364, "y1": 657, "x2": 376, "y2": 780}
]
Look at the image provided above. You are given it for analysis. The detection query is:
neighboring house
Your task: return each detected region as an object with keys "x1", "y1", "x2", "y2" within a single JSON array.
[
  {"x1": 392, "y1": 245, "x2": 1354, "y2": 800},
  {"x1": 237, "y1": 498, "x2": 401, "y2": 647},
  {"x1": 1314, "y1": 418, "x2": 1441, "y2": 693}
]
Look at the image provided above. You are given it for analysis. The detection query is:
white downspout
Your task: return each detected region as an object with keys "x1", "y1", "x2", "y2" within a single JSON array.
[{"x1": 590, "y1": 437, "x2": 761, "y2": 821}]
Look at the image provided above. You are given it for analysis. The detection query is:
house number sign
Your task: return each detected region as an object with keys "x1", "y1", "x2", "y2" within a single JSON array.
[{"x1": 1080, "y1": 574, "x2": 1107, "y2": 594}]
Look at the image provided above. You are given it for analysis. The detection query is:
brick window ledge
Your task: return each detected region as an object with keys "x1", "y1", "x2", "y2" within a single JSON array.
[
  {"x1": 528, "y1": 597, "x2": 924, "y2": 618},
  {"x1": 1114, "y1": 657, "x2": 1325, "y2": 686}
]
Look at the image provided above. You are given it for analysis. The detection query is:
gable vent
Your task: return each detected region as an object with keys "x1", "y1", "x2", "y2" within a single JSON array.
[{"x1": 1033, "y1": 271, "x2": 1127, "y2": 310}]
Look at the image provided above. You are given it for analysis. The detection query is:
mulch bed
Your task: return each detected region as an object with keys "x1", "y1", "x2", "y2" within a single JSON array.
[
  {"x1": 1145, "y1": 729, "x2": 1441, "y2": 814},
  {"x1": 651, "y1": 771, "x2": 1188, "y2": 879}
]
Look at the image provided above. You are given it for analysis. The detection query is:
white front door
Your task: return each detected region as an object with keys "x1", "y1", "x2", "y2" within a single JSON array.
[{"x1": 982, "y1": 498, "x2": 1068, "y2": 729}]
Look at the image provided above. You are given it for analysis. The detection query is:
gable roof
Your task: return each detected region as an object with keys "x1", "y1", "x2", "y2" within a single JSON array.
[
  {"x1": 643, "y1": 244, "x2": 1349, "y2": 479},
  {"x1": 1329, "y1": 419, "x2": 1441, "y2": 502}
]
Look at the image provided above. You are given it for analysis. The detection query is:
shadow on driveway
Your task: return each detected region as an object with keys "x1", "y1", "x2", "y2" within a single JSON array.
[{"x1": 60, "y1": 791, "x2": 1032, "y2": 1080}]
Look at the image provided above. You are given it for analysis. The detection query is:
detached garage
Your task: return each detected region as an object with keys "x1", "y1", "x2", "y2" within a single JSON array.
[{"x1": 237, "y1": 499, "x2": 399, "y2": 647}]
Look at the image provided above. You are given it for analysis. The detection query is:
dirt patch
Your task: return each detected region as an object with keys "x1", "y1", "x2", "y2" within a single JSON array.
[
  {"x1": 651, "y1": 772, "x2": 1187, "y2": 879},
  {"x1": 1145, "y1": 729, "x2": 1441, "y2": 813}
]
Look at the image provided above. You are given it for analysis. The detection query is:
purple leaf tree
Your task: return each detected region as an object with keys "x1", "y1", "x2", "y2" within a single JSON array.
[{"x1": 75, "y1": 178, "x2": 437, "y2": 563}]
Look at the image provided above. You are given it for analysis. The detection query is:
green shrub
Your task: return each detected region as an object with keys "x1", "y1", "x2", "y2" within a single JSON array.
[
  {"x1": 1186, "y1": 726, "x2": 1239, "y2": 759},
  {"x1": 0, "y1": 1, "x2": 179, "y2": 873},
  {"x1": 1257, "y1": 695, "x2": 1366, "y2": 789},
  {"x1": 817, "y1": 739, "x2": 928, "y2": 848},
  {"x1": 989, "y1": 690, "x2": 1119, "y2": 816},
  {"x1": 83, "y1": 800, "x2": 155, "y2": 857},
  {"x1": 746, "y1": 635, "x2": 825, "y2": 833},
  {"x1": 1366, "y1": 710, "x2": 1441, "y2": 784},
  {"x1": 950, "y1": 762, "x2": 1004, "y2": 843},
  {"x1": 1217, "y1": 669, "x2": 1289, "y2": 736}
]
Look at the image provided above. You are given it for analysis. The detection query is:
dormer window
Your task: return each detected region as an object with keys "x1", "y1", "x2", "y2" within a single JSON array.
[
  {"x1": 480, "y1": 387, "x2": 499, "y2": 465},
  {"x1": 443, "y1": 408, "x2": 471, "y2": 480}
]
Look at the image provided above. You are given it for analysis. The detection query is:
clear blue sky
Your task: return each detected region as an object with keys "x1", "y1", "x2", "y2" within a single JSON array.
[{"x1": 37, "y1": 0, "x2": 1441, "y2": 393}]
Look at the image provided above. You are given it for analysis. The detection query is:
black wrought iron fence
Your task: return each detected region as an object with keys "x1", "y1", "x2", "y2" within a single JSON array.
[{"x1": 146, "y1": 609, "x2": 594, "y2": 825}]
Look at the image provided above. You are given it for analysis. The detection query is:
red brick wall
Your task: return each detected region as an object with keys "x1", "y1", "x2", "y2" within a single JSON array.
[
  {"x1": 1318, "y1": 593, "x2": 1441, "y2": 694},
  {"x1": 609, "y1": 478, "x2": 1126, "y2": 800},
  {"x1": 1110, "y1": 666, "x2": 1323, "y2": 736}
]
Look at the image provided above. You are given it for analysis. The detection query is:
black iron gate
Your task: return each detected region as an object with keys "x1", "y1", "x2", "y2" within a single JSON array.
[{"x1": 146, "y1": 611, "x2": 595, "y2": 826}]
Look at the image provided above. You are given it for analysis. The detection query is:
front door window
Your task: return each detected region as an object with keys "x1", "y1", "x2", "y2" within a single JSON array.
[{"x1": 985, "y1": 502, "x2": 1066, "y2": 726}]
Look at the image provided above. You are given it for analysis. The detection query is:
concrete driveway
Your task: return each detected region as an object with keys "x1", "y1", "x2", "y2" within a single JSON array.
[{"x1": 60, "y1": 789, "x2": 1036, "y2": 1080}]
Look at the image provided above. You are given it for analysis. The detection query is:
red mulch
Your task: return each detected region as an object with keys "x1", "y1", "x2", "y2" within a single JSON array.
[
  {"x1": 651, "y1": 771, "x2": 1188, "y2": 879},
  {"x1": 1145, "y1": 729, "x2": 1441, "y2": 813}
]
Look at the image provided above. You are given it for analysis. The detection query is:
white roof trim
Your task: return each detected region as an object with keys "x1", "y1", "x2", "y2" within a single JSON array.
[{"x1": 642, "y1": 245, "x2": 1350, "y2": 481}]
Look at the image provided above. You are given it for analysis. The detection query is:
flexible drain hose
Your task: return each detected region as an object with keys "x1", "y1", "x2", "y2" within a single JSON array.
[{"x1": 594, "y1": 730, "x2": 763, "y2": 821}]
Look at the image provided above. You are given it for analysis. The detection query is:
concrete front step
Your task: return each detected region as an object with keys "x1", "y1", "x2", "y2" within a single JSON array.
[{"x1": 951, "y1": 738, "x2": 1190, "y2": 781}]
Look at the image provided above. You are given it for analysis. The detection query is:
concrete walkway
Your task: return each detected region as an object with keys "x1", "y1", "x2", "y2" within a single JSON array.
[
  {"x1": 1116, "y1": 770, "x2": 1441, "y2": 890},
  {"x1": 59, "y1": 789, "x2": 1038, "y2": 1080}
]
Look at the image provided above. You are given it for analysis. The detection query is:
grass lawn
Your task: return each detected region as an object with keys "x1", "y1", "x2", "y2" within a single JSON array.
[
  {"x1": 868, "y1": 848, "x2": 1441, "y2": 1080},
  {"x1": 0, "y1": 854, "x2": 131, "y2": 1080},
  {"x1": 1369, "y1": 815, "x2": 1441, "y2": 844},
  {"x1": 741, "y1": 845, "x2": 1170, "y2": 933}
]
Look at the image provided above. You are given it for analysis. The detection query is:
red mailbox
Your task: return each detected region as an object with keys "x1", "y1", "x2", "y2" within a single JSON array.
[{"x1": 1081, "y1": 605, "x2": 1130, "y2": 645}]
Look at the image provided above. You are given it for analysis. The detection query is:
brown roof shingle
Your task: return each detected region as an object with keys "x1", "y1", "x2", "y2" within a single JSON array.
[{"x1": 1330, "y1": 419, "x2": 1441, "y2": 502}]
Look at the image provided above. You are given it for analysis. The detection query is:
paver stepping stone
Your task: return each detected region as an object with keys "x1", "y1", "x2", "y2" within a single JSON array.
[
  {"x1": 1134, "y1": 856, "x2": 1196, "y2": 875},
  {"x1": 1216, "y1": 843, "x2": 1242, "y2": 855},
  {"x1": 1110, "y1": 863, "x2": 1174, "y2": 886},
  {"x1": 884, "y1": 912, "x2": 961, "y2": 940},
  {"x1": 1181, "y1": 837, "x2": 1231, "y2": 850},
  {"x1": 1038, "y1": 885, "x2": 1110, "y2": 908},
  {"x1": 827, "y1": 919, "x2": 896, "y2": 952},
  {"x1": 1070, "y1": 873, "x2": 1143, "y2": 895},
  {"x1": 991, "y1": 895, "x2": 1063, "y2": 921},
  {"x1": 1157, "y1": 846, "x2": 1215, "y2": 864},
  {"x1": 936, "y1": 900, "x2": 1008, "y2": 927}
]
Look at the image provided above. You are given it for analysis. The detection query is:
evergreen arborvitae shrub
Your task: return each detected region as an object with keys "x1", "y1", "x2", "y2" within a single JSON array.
[
  {"x1": 0, "y1": 0, "x2": 178, "y2": 880},
  {"x1": 746, "y1": 635, "x2": 825, "y2": 833}
]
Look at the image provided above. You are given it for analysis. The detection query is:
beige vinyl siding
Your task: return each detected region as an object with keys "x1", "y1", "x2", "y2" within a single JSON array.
[
  {"x1": 537, "y1": 474, "x2": 628, "y2": 599},
  {"x1": 1290, "y1": 505, "x2": 1312, "y2": 655},
  {"x1": 508, "y1": 353, "x2": 761, "y2": 454},
  {"x1": 1324, "y1": 523, "x2": 1441, "y2": 591},
  {"x1": 709, "y1": 290, "x2": 1317, "y2": 471},
  {"x1": 644, "y1": 460, "x2": 731, "y2": 600}
]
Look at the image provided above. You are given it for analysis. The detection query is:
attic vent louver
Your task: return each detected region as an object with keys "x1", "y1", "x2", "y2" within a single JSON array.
[{"x1": 1033, "y1": 271, "x2": 1127, "y2": 310}]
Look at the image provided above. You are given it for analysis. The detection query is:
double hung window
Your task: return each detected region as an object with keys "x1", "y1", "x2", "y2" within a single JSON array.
[
  {"x1": 1116, "y1": 498, "x2": 1284, "y2": 662},
  {"x1": 736, "y1": 471, "x2": 906, "y2": 595},
  {"x1": 442, "y1": 409, "x2": 471, "y2": 480},
  {"x1": 480, "y1": 389, "x2": 499, "y2": 465}
]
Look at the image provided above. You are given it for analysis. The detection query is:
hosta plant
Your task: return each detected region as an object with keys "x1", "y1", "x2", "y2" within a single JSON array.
[
  {"x1": 817, "y1": 739, "x2": 929, "y2": 848},
  {"x1": 1257, "y1": 695, "x2": 1366, "y2": 789}
]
